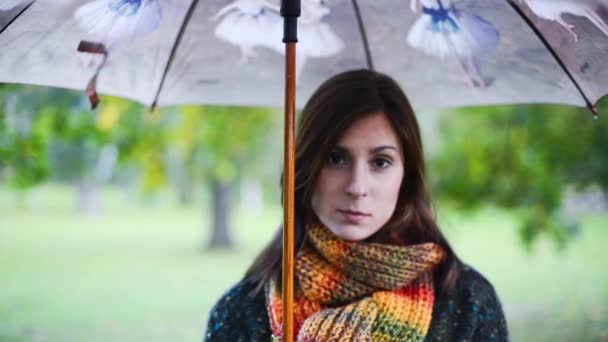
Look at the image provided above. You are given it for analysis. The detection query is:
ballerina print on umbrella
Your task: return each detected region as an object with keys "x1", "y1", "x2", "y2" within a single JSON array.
[
  {"x1": 518, "y1": 0, "x2": 608, "y2": 42},
  {"x1": 283, "y1": 0, "x2": 344, "y2": 80},
  {"x1": 75, "y1": 0, "x2": 162, "y2": 48},
  {"x1": 407, "y1": 0, "x2": 500, "y2": 88},
  {"x1": 263, "y1": 0, "x2": 344, "y2": 80},
  {"x1": 211, "y1": 0, "x2": 282, "y2": 65},
  {"x1": 73, "y1": 0, "x2": 163, "y2": 108},
  {"x1": 212, "y1": 0, "x2": 343, "y2": 80}
]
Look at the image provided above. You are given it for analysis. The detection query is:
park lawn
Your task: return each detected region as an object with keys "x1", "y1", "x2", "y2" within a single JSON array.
[
  {"x1": 0, "y1": 185, "x2": 606, "y2": 341},
  {"x1": 0, "y1": 185, "x2": 279, "y2": 341},
  {"x1": 438, "y1": 207, "x2": 608, "y2": 341}
]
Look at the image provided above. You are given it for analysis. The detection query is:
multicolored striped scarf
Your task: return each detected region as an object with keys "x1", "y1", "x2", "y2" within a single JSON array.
[{"x1": 266, "y1": 225, "x2": 445, "y2": 341}]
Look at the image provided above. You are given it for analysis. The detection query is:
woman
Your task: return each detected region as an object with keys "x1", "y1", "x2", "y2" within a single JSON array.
[{"x1": 204, "y1": 70, "x2": 508, "y2": 341}]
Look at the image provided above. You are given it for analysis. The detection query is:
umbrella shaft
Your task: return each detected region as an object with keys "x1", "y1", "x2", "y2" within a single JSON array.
[{"x1": 283, "y1": 42, "x2": 296, "y2": 342}]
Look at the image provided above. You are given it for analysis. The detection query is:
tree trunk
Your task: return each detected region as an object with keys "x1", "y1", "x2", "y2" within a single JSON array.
[
  {"x1": 207, "y1": 179, "x2": 233, "y2": 249},
  {"x1": 76, "y1": 181, "x2": 101, "y2": 215},
  {"x1": 178, "y1": 181, "x2": 195, "y2": 207},
  {"x1": 165, "y1": 148, "x2": 195, "y2": 207}
]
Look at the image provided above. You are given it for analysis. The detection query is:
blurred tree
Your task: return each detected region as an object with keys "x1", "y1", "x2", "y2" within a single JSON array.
[
  {"x1": 96, "y1": 96, "x2": 173, "y2": 201},
  {"x1": 1, "y1": 85, "x2": 279, "y2": 244},
  {"x1": 0, "y1": 86, "x2": 136, "y2": 212},
  {"x1": 177, "y1": 106, "x2": 275, "y2": 249},
  {"x1": 0, "y1": 87, "x2": 72, "y2": 207},
  {"x1": 46, "y1": 105, "x2": 109, "y2": 213},
  {"x1": 431, "y1": 102, "x2": 608, "y2": 248},
  {"x1": 563, "y1": 101, "x2": 608, "y2": 203}
]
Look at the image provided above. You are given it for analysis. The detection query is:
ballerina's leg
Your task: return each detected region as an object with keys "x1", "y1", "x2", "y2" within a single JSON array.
[
  {"x1": 442, "y1": 30, "x2": 476, "y2": 88},
  {"x1": 239, "y1": 44, "x2": 257, "y2": 65},
  {"x1": 467, "y1": 56, "x2": 488, "y2": 88}
]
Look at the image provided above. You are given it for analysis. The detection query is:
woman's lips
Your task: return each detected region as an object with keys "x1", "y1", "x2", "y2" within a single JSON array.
[{"x1": 337, "y1": 209, "x2": 370, "y2": 224}]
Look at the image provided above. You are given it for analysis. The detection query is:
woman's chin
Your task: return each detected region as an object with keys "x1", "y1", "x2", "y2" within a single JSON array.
[{"x1": 326, "y1": 224, "x2": 375, "y2": 242}]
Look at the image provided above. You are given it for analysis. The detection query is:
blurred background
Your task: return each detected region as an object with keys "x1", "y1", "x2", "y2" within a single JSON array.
[{"x1": 0, "y1": 85, "x2": 607, "y2": 341}]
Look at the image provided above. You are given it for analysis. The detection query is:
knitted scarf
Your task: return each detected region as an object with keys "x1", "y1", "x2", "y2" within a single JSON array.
[{"x1": 266, "y1": 225, "x2": 445, "y2": 341}]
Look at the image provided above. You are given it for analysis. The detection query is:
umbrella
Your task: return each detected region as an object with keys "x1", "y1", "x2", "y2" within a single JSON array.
[
  {"x1": 1, "y1": 0, "x2": 607, "y2": 340},
  {"x1": 2, "y1": 0, "x2": 606, "y2": 113}
]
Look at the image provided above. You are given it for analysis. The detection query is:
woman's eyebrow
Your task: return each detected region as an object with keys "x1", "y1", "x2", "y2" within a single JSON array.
[
  {"x1": 332, "y1": 145, "x2": 349, "y2": 153},
  {"x1": 369, "y1": 145, "x2": 399, "y2": 154},
  {"x1": 333, "y1": 145, "x2": 399, "y2": 154}
]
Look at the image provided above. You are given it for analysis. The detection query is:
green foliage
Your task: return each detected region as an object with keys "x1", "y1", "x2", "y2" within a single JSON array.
[
  {"x1": 132, "y1": 111, "x2": 169, "y2": 193},
  {"x1": 89, "y1": 99, "x2": 171, "y2": 194},
  {"x1": 177, "y1": 105, "x2": 276, "y2": 183},
  {"x1": 563, "y1": 99, "x2": 608, "y2": 193},
  {"x1": 0, "y1": 122, "x2": 48, "y2": 190},
  {"x1": 431, "y1": 103, "x2": 608, "y2": 248},
  {"x1": 92, "y1": 102, "x2": 277, "y2": 195},
  {"x1": 47, "y1": 110, "x2": 110, "y2": 182},
  {"x1": 0, "y1": 84, "x2": 278, "y2": 202},
  {"x1": 96, "y1": 96, "x2": 145, "y2": 162},
  {"x1": 0, "y1": 89, "x2": 51, "y2": 191}
]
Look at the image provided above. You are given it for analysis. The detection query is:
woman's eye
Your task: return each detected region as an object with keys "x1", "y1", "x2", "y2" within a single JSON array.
[
  {"x1": 328, "y1": 152, "x2": 346, "y2": 166},
  {"x1": 373, "y1": 157, "x2": 392, "y2": 169}
]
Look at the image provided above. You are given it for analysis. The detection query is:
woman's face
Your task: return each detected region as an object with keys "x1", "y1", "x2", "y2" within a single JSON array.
[{"x1": 311, "y1": 112, "x2": 405, "y2": 241}]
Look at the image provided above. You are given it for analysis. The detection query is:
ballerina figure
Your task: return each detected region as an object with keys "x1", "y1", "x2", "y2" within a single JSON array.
[
  {"x1": 73, "y1": 0, "x2": 162, "y2": 108},
  {"x1": 0, "y1": 0, "x2": 28, "y2": 11},
  {"x1": 74, "y1": 0, "x2": 162, "y2": 67},
  {"x1": 519, "y1": 0, "x2": 608, "y2": 42},
  {"x1": 295, "y1": 0, "x2": 343, "y2": 78},
  {"x1": 74, "y1": 0, "x2": 162, "y2": 48},
  {"x1": 265, "y1": 0, "x2": 344, "y2": 79},
  {"x1": 211, "y1": 0, "x2": 282, "y2": 65},
  {"x1": 407, "y1": 0, "x2": 499, "y2": 88}
]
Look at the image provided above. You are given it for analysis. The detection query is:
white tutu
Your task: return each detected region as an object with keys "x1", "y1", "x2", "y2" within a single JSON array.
[
  {"x1": 0, "y1": 0, "x2": 27, "y2": 10},
  {"x1": 407, "y1": 4, "x2": 499, "y2": 59},
  {"x1": 299, "y1": 22, "x2": 343, "y2": 57},
  {"x1": 265, "y1": 21, "x2": 343, "y2": 57},
  {"x1": 213, "y1": 0, "x2": 282, "y2": 49},
  {"x1": 295, "y1": 0, "x2": 343, "y2": 57},
  {"x1": 265, "y1": 0, "x2": 343, "y2": 57},
  {"x1": 74, "y1": 0, "x2": 162, "y2": 47}
]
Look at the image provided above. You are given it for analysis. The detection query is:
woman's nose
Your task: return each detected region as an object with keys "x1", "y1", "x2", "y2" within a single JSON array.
[{"x1": 345, "y1": 165, "x2": 368, "y2": 198}]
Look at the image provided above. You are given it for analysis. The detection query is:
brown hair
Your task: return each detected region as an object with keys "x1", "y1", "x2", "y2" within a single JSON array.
[{"x1": 244, "y1": 69, "x2": 461, "y2": 297}]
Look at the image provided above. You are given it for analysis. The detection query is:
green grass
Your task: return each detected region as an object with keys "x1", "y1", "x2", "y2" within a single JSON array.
[
  {"x1": 437, "y1": 207, "x2": 608, "y2": 341},
  {"x1": 0, "y1": 184, "x2": 607, "y2": 341},
  {"x1": 0, "y1": 184, "x2": 280, "y2": 341}
]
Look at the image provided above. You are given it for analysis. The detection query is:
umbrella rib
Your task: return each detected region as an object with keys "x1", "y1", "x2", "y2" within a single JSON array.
[
  {"x1": 0, "y1": 0, "x2": 36, "y2": 35},
  {"x1": 507, "y1": 0, "x2": 598, "y2": 117},
  {"x1": 351, "y1": 0, "x2": 374, "y2": 70},
  {"x1": 150, "y1": 0, "x2": 199, "y2": 110}
]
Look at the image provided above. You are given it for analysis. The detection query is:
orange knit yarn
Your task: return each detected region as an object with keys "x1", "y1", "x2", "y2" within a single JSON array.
[{"x1": 266, "y1": 225, "x2": 445, "y2": 341}]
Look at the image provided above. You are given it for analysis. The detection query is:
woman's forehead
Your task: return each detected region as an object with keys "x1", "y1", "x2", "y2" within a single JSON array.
[{"x1": 334, "y1": 112, "x2": 401, "y2": 151}]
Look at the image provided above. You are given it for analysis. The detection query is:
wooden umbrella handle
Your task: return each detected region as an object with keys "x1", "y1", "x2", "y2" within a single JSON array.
[
  {"x1": 282, "y1": 1, "x2": 299, "y2": 340},
  {"x1": 283, "y1": 41, "x2": 296, "y2": 342}
]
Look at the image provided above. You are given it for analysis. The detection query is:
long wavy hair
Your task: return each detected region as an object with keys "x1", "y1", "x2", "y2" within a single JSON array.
[{"x1": 244, "y1": 69, "x2": 461, "y2": 297}]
